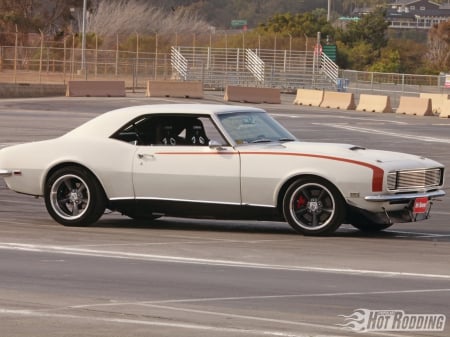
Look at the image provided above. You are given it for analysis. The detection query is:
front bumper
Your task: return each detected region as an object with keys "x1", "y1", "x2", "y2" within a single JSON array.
[
  {"x1": 364, "y1": 189, "x2": 445, "y2": 202},
  {"x1": 0, "y1": 169, "x2": 12, "y2": 177},
  {"x1": 351, "y1": 189, "x2": 445, "y2": 225}
]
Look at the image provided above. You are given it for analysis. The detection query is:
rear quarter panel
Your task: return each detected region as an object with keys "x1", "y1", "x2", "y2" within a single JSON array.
[{"x1": 0, "y1": 136, "x2": 136, "y2": 199}]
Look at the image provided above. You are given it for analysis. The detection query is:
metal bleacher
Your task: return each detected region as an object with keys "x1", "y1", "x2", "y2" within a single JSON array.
[{"x1": 171, "y1": 46, "x2": 338, "y2": 91}]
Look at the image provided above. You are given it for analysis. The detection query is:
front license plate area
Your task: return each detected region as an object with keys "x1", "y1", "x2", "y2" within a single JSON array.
[{"x1": 411, "y1": 197, "x2": 431, "y2": 221}]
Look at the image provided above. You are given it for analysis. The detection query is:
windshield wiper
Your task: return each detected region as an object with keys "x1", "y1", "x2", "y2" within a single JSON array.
[
  {"x1": 251, "y1": 138, "x2": 296, "y2": 144},
  {"x1": 251, "y1": 138, "x2": 272, "y2": 143}
]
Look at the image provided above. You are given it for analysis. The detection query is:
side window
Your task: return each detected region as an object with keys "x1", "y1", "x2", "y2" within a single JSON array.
[
  {"x1": 197, "y1": 117, "x2": 228, "y2": 146},
  {"x1": 155, "y1": 115, "x2": 228, "y2": 146},
  {"x1": 155, "y1": 117, "x2": 185, "y2": 145},
  {"x1": 111, "y1": 118, "x2": 147, "y2": 145},
  {"x1": 111, "y1": 114, "x2": 228, "y2": 146}
]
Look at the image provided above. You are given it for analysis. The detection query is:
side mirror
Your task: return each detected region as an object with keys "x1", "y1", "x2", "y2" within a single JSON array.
[{"x1": 208, "y1": 140, "x2": 225, "y2": 150}]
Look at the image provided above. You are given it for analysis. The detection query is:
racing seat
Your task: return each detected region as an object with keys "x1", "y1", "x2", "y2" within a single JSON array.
[
  {"x1": 159, "y1": 124, "x2": 177, "y2": 145},
  {"x1": 186, "y1": 119, "x2": 209, "y2": 145}
]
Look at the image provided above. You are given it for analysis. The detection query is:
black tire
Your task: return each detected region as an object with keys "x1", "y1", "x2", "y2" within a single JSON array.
[
  {"x1": 283, "y1": 177, "x2": 346, "y2": 235},
  {"x1": 351, "y1": 222, "x2": 393, "y2": 232},
  {"x1": 44, "y1": 166, "x2": 106, "y2": 226}
]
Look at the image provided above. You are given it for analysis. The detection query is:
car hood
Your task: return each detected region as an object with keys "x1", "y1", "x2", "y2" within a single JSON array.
[{"x1": 241, "y1": 141, "x2": 443, "y2": 170}]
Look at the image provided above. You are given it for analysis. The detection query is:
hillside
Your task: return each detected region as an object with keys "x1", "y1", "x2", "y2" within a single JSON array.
[{"x1": 131, "y1": 0, "x2": 328, "y2": 29}]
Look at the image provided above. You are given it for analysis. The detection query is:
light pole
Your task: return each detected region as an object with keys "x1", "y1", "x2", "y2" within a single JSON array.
[
  {"x1": 81, "y1": 0, "x2": 87, "y2": 73},
  {"x1": 327, "y1": 0, "x2": 331, "y2": 21}
]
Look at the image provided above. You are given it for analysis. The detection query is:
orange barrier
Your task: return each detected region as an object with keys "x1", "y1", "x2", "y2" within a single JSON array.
[
  {"x1": 293, "y1": 89, "x2": 324, "y2": 106},
  {"x1": 356, "y1": 94, "x2": 393, "y2": 113},
  {"x1": 438, "y1": 99, "x2": 450, "y2": 118},
  {"x1": 66, "y1": 80, "x2": 126, "y2": 97},
  {"x1": 419, "y1": 93, "x2": 449, "y2": 115},
  {"x1": 396, "y1": 96, "x2": 433, "y2": 116},
  {"x1": 224, "y1": 85, "x2": 281, "y2": 104},
  {"x1": 146, "y1": 80, "x2": 203, "y2": 98},
  {"x1": 319, "y1": 91, "x2": 356, "y2": 110}
]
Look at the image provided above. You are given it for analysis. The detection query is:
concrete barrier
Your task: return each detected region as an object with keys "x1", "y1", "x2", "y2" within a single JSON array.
[
  {"x1": 419, "y1": 93, "x2": 449, "y2": 115},
  {"x1": 224, "y1": 85, "x2": 281, "y2": 104},
  {"x1": 0, "y1": 83, "x2": 65, "y2": 98},
  {"x1": 396, "y1": 96, "x2": 433, "y2": 116},
  {"x1": 146, "y1": 80, "x2": 203, "y2": 98},
  {"x1": 438, "y1": 99, "x2": 450, "y2": 118},
  {"x1": 293, "y1": 89, "x2": 324, "y2": 106},
  {"x1": 319, "y1": 91, "x2": 356, "y2": 110},
  {"x1": 66, "y1": 80, "x2": 126, "y2": 97},
  {"x1": 356, "y1": 94, "x2": 393, "y2": 113}
]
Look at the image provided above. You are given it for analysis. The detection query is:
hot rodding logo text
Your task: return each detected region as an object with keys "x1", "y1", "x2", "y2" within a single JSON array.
[{"x1": 338, "y1": 309, "x2": 446, "y2": 332}]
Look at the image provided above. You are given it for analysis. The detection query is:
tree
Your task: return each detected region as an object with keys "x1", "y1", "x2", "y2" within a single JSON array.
[
  {"x1": 87, "y1": 0, "x2": 210, "y2": 36},
  {"x1": 386, "y1": 39, "x2": 427, "y2": 74},
  {"x1": 369, "y1": 49, "x2": 400, "y2": 73},
  {"x1": 338, "y1": 0, "x2": 386, "y2": 16},
  {"x1": 347, "y1": 41, "x2": 377, "y2": 70},
  {"x1": 0, "y1": 0, "x2": 86, "y2": 36},
  {"x1": 425, "y1": 21, "x2": 450, "y2": 73},
  {"x1": 256, "y1": 9, "x2": 335, "y2": 39},
  {"x1": 336, "y1": 7, "x2": 389, "y2": 70},
  {"x1": 337, "y1": 7, "x2": 388, "y2": 51}
]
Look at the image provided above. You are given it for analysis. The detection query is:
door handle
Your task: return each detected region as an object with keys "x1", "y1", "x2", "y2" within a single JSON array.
[{"x1": 137, "y1": 153, "x2": 155, "y2": 159}]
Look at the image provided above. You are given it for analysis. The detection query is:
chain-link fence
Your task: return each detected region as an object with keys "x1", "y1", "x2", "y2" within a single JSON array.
[
  {"x1": 340, "y1": 70, "x2": 448, "y2": 107},
  {"x1": 1, "y1": 31, "x2": 449, "y2": 99},
  {"x1": 0, "y1": 45, "x2": 170, "y2": 89}
]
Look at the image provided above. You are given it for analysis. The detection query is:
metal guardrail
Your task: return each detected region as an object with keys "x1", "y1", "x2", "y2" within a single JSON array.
[
  {"x1": 170, "y1": 47, "x2": 188, "y2": 80},
  {"x1": 340, "y1": 69, "x2": 448, "y2": 107},
  {"x1": 389, "y1": 19, "x2": 448, "y2": 29},
  {"x1": 245, "y1": 49, "x2": 264, "y2": 83},
  {"x1": 321, "y1": 52, "x2": 339, "y2": 85},
  {"x1": 170, "y1": 46, "x2": 336, "y2": 90},
  {"x1": 167, "y1": 47, "x2": 257, "y2": 88}
]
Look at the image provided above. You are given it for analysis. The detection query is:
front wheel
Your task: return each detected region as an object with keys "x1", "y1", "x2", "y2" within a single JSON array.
[
  {"x1": 44, "y1": 166, "x2": 106, "y2": 226},
  {"x1": 283, "y1": 177, "x2": 346, "y2": 235}
]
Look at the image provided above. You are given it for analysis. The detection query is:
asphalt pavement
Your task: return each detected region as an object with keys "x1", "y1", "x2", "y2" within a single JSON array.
[{"x1": 0, "y1": 93, "x2": 449, "y2": 337}]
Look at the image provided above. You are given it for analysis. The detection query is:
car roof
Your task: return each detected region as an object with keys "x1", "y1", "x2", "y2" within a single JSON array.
[{"x1": 65, "y1": 104, "x2": 266, "y2": 139}]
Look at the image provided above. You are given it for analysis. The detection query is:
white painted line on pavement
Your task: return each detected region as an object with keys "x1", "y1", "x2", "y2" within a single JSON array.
[
  {"x1": 385, "y1": 230, "x2": 450, "y2": 238},
  {"x1": 277, "y1": 114, "x2": 409, "y2": 125},
  {"x1": 76, "y1": 237, "x2": 296, "y2": 248},
  {"x1": 67, "y1": 290, "x2": 448, "y2": 337},
  {"x1": 0, "y1": 242, "x2": 449, "y2": 280},
  {"x1": 313, "y1": 123, "x2": 450, "y2": 143},
  {"x1": 141, "y1": 303, "x2": 362, "y2": 335},
  {"x1": 0, "y1": 308, "x2": 306, "y2": 337},
  {"x1": 138, "y1": 303, "x2": 424, "y2": 337},
  {"x1": 70, "y1": 288, "x2": 450, "y2": 308}
]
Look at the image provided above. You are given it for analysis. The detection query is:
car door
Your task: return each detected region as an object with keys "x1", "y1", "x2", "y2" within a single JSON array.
[{"x1": 131, "y1": 114, "x2": 241, "y2": 205}]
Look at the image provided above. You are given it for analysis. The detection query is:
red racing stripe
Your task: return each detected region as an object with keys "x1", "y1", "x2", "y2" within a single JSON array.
[{"x1": 155, "y1": 151, "x2": 384, "y2": 192}]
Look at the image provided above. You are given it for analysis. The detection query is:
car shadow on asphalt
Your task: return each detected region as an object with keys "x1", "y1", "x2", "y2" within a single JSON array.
[
  {"x1": 91, "y1": 215, "x2": 450, "y2": 241},
  {"x1": 95, "y1": 216, "x2": 296, "y2": 235}
]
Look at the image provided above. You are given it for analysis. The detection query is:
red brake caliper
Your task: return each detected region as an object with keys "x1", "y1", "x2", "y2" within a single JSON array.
[{"x1": 296, "y1": 195, "x2": 306, "y2": 209}]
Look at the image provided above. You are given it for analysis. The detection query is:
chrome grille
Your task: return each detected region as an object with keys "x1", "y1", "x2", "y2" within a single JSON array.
[{"x1": 387, "y1": 168, "x2": 443, "y2": 191}]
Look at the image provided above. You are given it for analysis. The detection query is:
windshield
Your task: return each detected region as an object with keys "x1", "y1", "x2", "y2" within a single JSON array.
[{"x1": 218, "y1": 111, "x2": 296, "y2": 145}]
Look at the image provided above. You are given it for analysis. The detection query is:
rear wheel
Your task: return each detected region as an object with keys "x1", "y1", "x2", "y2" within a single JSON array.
[
  {"x1": 44, "y1": 166, "x2": 106, "y2": 226},
  {"x1": 283, "y1": 177, "x2": 346, "y2": 235}
]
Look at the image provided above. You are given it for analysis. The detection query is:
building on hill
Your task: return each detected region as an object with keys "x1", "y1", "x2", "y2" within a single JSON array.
[
  {"x1": 349, "y1": 1, "x2": 450, "y2": 30},
  {"x1": 386, "y1": 0, "x2": 450, "y2": 29}
]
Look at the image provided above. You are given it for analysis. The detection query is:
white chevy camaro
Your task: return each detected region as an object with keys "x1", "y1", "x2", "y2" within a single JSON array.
[{"x1": 0, "y1": 104, "x2": 445, "y2": 235}]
